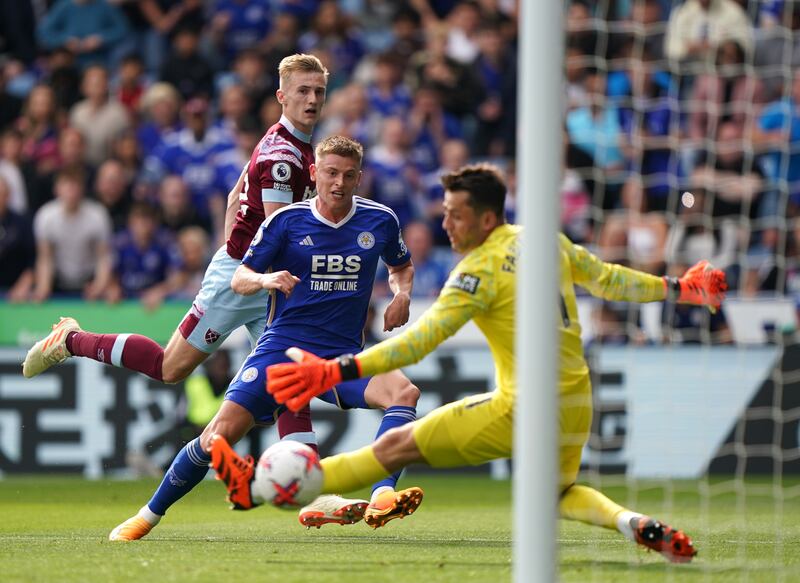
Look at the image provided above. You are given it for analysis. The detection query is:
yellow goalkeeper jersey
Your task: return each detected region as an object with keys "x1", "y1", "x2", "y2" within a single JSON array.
[{"x1": 357, "y1": 226, "x2": 666, "y2": 402}]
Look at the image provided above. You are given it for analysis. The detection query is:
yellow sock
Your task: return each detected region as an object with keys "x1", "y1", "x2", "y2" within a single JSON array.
[
  {"x1": 559, "y1": 484, "x2": 628, "y2": 531},
  {"x1": 320, "y1": 446, "x2": 388, "y2": 494}
]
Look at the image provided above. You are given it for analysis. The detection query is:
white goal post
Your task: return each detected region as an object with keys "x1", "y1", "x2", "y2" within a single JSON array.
[{"x1": 514, "y1": 1, "x2": 564, "y2": 582}]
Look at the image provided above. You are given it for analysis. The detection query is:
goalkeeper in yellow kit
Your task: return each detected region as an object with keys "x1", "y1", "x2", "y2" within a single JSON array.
[{"x1": 211, "y1": 163, "x2": 726, "y2": 562}]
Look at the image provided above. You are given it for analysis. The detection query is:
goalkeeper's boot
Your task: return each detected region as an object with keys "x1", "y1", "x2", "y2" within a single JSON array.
[
  {"x1": 364, "y1": 486, "x2": 424, "y2": 529},
  {"x1": 109, "y1": 515, "x2": 156, "y2": 541},
  {"x1": 298, "y1": 494, "x2": 368, "y2": 529},
  {"x1": 632, "y1": 516, "x2": 697, "y2": 563},
  {"x1": 209, "y1": 434, "x2": 260, "y2": 510},
  {"x1": 22, "y1": 317, "x2": 82, "y2": 378}
]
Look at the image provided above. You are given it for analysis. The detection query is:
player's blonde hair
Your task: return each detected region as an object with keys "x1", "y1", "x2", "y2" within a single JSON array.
[
  {"x1": 278, "y1": 54, "x2": 329, "y2": 88},
  {"x1": 315, "y1": 135, "x2": 364, "y2": 167}
]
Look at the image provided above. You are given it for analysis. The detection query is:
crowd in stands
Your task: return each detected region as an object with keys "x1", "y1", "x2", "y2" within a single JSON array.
[{"x1": 2, "y1": 0, "x2": 800, "y2": 344}]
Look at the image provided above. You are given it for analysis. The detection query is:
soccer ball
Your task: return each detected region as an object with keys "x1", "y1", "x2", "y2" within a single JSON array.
[{"x1": 252, "y1": 440, "x2": 323, "y2": 509}]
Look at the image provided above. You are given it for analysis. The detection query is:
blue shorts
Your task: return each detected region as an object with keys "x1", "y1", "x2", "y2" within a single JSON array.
[
  {"x1": 178, "y1": 246, "x2": 269, "y2": 353},
  {"x1": 225, "y1": 346, "x2": 371, "y2": 425}
]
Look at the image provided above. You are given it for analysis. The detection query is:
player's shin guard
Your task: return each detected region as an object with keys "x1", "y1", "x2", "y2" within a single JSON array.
[
  {"x1": 320, "y1": 446, "x2": 389, "y2": 494},
  {"x1": 147, "y1": 437, "x2": 210, "y2": 515},
  {"x1": 370, "y1": 406, "x2": 416, "y2": 495},
  {"x1": 66, "y1": 332, "x2": 165, "y2": 381}
]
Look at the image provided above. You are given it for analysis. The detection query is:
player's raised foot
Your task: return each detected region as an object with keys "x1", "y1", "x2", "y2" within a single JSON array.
[
  {"x1": 108, "y1": 515, "x2": 156, "y2": 541},
  {"x1": 364, "y1": 486, "x2": 424, "y2": 529},
  {"x1": 298, "y1": 494, "x2": 368, "y2": 529},
  {"x1": 209, "y1": 434, "x2": 260, "y2": 510},
  {"x1": 632, "y1": 516, "x2": 697, "y2": 563},
  {"x1": 22, "y1": 317, "x2": 82, "y2": 378}
]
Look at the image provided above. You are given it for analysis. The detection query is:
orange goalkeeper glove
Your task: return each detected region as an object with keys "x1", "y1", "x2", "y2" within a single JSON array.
[
  {"x1": 663, "y1": 260, "x2": 728, "y2": 313},
  {"x1": 267, "y1": 348, "x2": 361, "y2": 412}
]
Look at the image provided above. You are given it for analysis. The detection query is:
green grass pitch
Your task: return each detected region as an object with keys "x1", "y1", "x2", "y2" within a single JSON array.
[{"x1": 1, "y1": 475, "x2": 798, "y2": 582}]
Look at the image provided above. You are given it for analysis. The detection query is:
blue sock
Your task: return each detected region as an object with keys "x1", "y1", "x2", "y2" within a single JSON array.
[
  {"x1": 371, "y1": 406, "x2": 416, "y2": 494},
  {"x1": 147, "y1": 437, "x2": 210, "y2": 516}
]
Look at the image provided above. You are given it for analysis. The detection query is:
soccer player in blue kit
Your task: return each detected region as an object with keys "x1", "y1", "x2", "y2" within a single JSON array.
[{"x1": 209, "y1": 134, "x2": 423, "y2": 527}]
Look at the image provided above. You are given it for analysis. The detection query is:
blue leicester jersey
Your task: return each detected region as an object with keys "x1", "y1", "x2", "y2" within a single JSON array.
[{"x1": 242, "y1": 196, "x2": 411, "y2": 352}]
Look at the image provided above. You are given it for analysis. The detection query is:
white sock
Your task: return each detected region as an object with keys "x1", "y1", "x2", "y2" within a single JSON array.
[
  {"x1": 370, "y1": 486, "x2": 394, "y2": 503},
  {"x1": 138, "y1": 505, "x2": 163, "y2": 526},
  {"x1": 616, "y1": 510, "x2": 643, "y2": 542}
]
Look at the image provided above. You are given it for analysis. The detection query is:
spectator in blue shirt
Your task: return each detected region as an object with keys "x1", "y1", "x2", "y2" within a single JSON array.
[
  {"x1": 209, "y1": 0, "x2": 272, "y2": 67},
  {"x1": 0, "y1": 175, "x2": 35, "y2": 301},
  {"x1": 298, "y1": 0, "x2": 364, "y2": 80},
  {"x1": 366, "y1": 53, "x2": 413, "y2": 120},
  {"x1": 407, "y1": 84, "x2": 462, "y2": 174},
  {"x1": 136, "y1": 82, "x2": 183, "y2": 159},
  {"x1": 37, "y1": 0, "x2": 130, "y2": 69},
  {"x1": 110, "y1": 202, "x2": 176, "y2": 300},
  {"x1": 141, "y1": 97, "x2": 235, "y2": 234}
]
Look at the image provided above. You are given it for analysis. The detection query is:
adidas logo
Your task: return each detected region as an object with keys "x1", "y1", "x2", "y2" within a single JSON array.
[{"x1": 299, "y1": 235, "x2": 314, "y2": 246}]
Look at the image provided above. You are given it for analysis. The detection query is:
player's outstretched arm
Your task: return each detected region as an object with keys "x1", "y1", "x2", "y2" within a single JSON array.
[
  {"x1": 664, "y1": 259, "x2": 728, "y2": 312},
  {"x1": 231, "y1": 264, "x2": 300, "y2": 297}
]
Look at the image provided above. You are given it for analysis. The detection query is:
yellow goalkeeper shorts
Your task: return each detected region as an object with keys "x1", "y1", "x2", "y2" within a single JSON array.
[
  {"x1": 412, "y1": 391, "x2": 513, "y2": 468},
  {"x1": 559, "y1": 376, "x2": 593, "y2": 490}
]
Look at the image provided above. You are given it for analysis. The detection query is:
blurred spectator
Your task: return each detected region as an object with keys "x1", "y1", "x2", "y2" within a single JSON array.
[
  {"x1": 25, "y1": 126, "x2": 94, "y2": 215},
  {"x1": 617, "y1": 48, "x2": 680, "y2": 212},
  {"x1": 566, "y1": 69, "x2": 625, "y2": 209},
  {"x1": 31, "y1": 168, "x2": 113, "y2": 301},
  {"x1": 222, "y1": 49, "x2": 273, "y2": 118},
  {"x1": 362, "y1": 116, "x2": 422, "y2": 228},
  {"x1": 686, "y1": 40, "x2": 765, "y2": 160},
  {"x1": 386, "y1": 6, "x2": 425, "y2": 68},
  {"x1": 560, "y1": 162, "x2": 592, "y2": 244},
  {"x1": 445, "y1": 1, "x2": 481, "y2": 64},
  {"x1": 598, "y1": 177, "x2": 668, "y2": 275},
  {"x1": 753, "y1": 70, "x2": 800, "y2": 209},
  {"x1": 0, "y1": 69, "x2": 23, "y2": 132},
  {"x1": 565, "y1": 40, "x2": 591, "y2": 110},
  {"x1": 157, "y1": 174, "x2": 210, "y2": 235},
  {"x1": 136, "y1": 0, "x2": 205, "y2": 74},
  {"x1": 159, "y1": 24, "x2": 214, "y2": 100},
  {"x1": 208, "y1": 0, "x2": 272, "y2": 67},
  {"x1": 17, "y1": 85, "x2": 61, "y2": 176},
  {"x1": 407, "y1": 85, "x2": 462, "y2": 173},
  {"x1": 408, "y1": 23, "x2": 483, "y2": 118},
  {"x1": 46, "y1": 47, "x2": 83, "y2": 111},
  {"x1": 111, "y1": 130, "x2": 142, "y2": 184},
  {"x1": 37, "y1": 0, "x2": 129, "y2": 69},
  {"x1": 259, "y1": 95, "x2": 283, "y2": 130},
  {"x1": 754, "y1": 1, "x2": 800, "y2": 100},
  {"x1": 298, "y1": 0, "x2": 365, "y2": 80},
  {"x1": 141, "y1": 97, "x2": 235, "y2": 235},
  {"x1": 471, "y1": 22, "x2": 517, "y2": 157},
  {"x1": 115, "y1": 53, "x2": 146, "y2": 114},
  {"x1": 93, "y1": 158, "x2": 132, "y2": 231},
  {"x1": 317, "y1": 82, "x2": 380, "y2": 145},
  {"x1": 0, "y1": 129, "x2": 28, "y2": 214},
  {"x1": 628, "y1": 0, "x2": 667, "y2": 62},
  {"x1": 216, "y1": 83, "x2": 252, "y2": 141},
  {"x1": 0, "y1": 175, "x2": 35, "y2": 301},
  {"x1": 376, "y1": 220, "x2": 450, "y2": 298},
  {"x1": 421, "y1": 137, "x2": 469, "y2": 245},
  {"x1": 262, "y1": 11, "x2": 302, "y2": 77},
  {"x1": 0, "y1": 0, "x2": 37, "y2": 64},
  {"x1": 108, "y1": 202, "x2": 174, "y2": 300},
  {"x1": 366, "y1": 53, "x2": 413, "y2": 120},
  {"x1": 141, "y1": 224, "x2": 209, "y2": 308},
  {"x1": 69, "y1": 65, "x2": 131, "y2": 166},
  {"x1": 692, "y1": 121, "x2": 766, "y2": 218},
  {"x1": 665, "y1": 0, "x2": 753, "y2": 75},
  {"x1": 136, "y1": 82, "x2": 182, "y2": 158}
]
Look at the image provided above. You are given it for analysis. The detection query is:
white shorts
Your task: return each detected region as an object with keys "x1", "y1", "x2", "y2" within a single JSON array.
[{"x1": 178, "y1": 246, "x2": 268, "y2": 353}]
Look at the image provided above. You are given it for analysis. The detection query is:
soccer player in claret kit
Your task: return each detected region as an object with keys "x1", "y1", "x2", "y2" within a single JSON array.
[
  {"x1": 214, "y1": 163, "x2": 728, "y2": 563},
  {"x1": 210, "y1": 135, "x2": 424, "y2": 527},
  {"x1": 21, "y1": 54, "x2": 359, "y2": 539}
]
